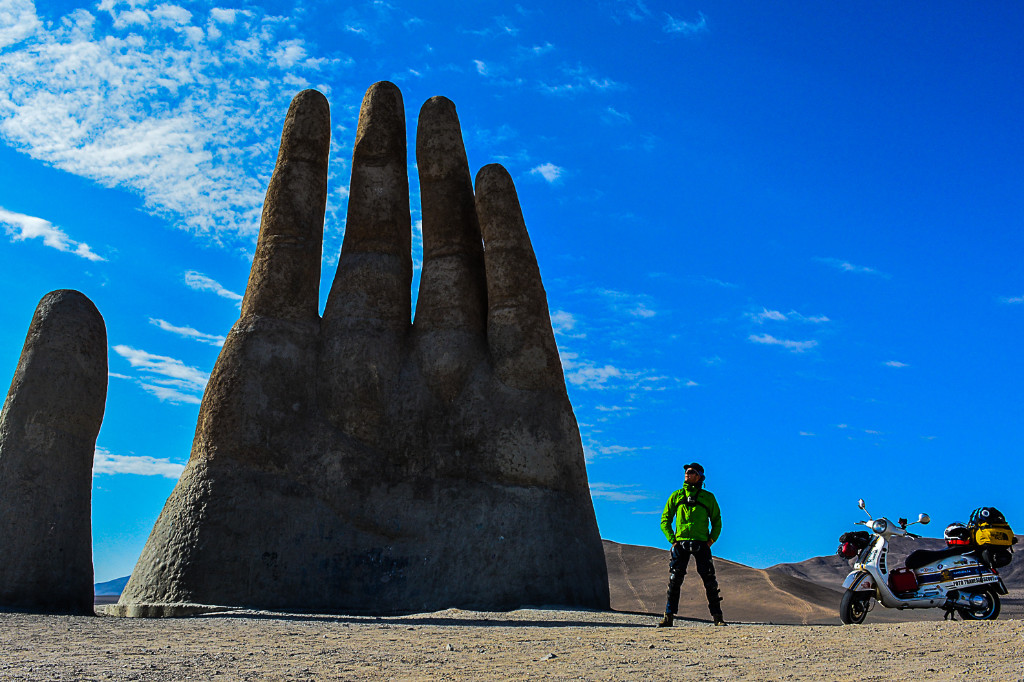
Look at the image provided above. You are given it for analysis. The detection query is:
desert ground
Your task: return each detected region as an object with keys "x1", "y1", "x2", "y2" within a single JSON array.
[
  {"x1": 2, "y1": 540, "x2": 1021, "y2": 680},
  {"x1": 2, "y1": 607, "x2": 1024, "y2": 681}
]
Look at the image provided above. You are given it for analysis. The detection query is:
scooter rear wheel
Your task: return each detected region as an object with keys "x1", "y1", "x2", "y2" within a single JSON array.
[
  {"x1": 957, "y1": 587, "x2": 1000, "y2": 620},
  {"x1": 840, "y1": 589, "x2": 872, "y2": 624}
]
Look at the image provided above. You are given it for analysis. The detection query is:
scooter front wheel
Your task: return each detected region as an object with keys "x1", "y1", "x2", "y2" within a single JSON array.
[
  {"x1": 957, "y1": 588, "x2": 1000, "y2": 620},
  {"x1": 840, "y1": 589, "x2": 872, "y2": 624}
]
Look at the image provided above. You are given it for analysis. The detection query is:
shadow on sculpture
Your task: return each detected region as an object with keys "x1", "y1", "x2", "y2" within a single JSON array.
[
  {"x1": 0, "y1": 290, "x2": 106, "y2": 615},
  {"x1": 115, "y1": 82, "x2": 609, "y2": 616}
]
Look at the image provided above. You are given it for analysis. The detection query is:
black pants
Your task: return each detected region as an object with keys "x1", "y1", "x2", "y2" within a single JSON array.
[{"x1": 665, "y1": 540, "x2": 722, "y2": 617}]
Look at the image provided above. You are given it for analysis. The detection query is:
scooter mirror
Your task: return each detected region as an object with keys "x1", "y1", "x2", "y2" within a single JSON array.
[
  {"x1": 918, "y1": 513, "x2": 930, "y2": 525},
  {"x1": 858, "y1": 499, "x2": 866, "y2": 510}
]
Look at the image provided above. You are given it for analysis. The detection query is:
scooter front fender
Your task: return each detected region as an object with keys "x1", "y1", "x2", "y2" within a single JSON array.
[{"x1": 842, "y1": 571, "x2": 875, "y2": 592}]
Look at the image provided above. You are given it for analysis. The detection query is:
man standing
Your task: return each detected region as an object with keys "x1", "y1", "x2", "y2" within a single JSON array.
[{"x1": 657, "y1": 462, "x2": 725, "y2": 626}]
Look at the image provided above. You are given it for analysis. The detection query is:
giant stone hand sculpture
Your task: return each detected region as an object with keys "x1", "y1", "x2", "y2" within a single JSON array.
[
  {"x1": 118, "y1": 82, "x2": 608, "y2": 615},
  {"x1": 0, "y1": 290, "x2": 106, "y2": 614}
]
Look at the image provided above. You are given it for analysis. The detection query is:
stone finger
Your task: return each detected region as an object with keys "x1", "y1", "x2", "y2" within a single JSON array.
[
  {"x1": 321, "y1": 81, "x2": 412, "y2": 441},
  {"x1": 241, "y1": 89, "x2": 330, "y2": 322},
  {"x1": 475, "y1": 164, "x2": 565, "y2": 392},
  {"x1": 412, "y1": 96, "x2": 488, "y2": 398},
  {"x1": 0, "y1": 290, "x2": 106, "y2": 614}
]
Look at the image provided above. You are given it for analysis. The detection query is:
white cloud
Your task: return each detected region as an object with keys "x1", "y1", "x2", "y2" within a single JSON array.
[
  {"x1": 749, "y1": 308, "x2": 787, "y2": 323},
  {"x1": 541, "y1": 64, "x2": 620, "y2": 95},
  {"x1": 748, "y1": 308, "x2": 829, "y2": 324},
  {"x1": 684, "y1": 380, "x2": 699, "y2": 387},
  {"x1": 748, "y1": 333, "x2": 817, "y2": 353},
  {"x1": 271, "y1": 39, "x2": 307, "y2": 68},
  {"x1": 799, "y1": 431, "x2": 815, "y2": 436},
  {"x1": 561, "y1": 351, "x2": 625, "y2": 389},
  {"x1": 209, "y1": 8, "x2": 245, "y2": 24},
  {"x1": 664, "y1": 11, "x2": 708, "y2": 36},
  {"x1": 0, "y1": 206, "x2": 104, "y2": 261},
  {"x1": 550, "y1": 309, "x2": 577, "y2": 335},
  {"x1": 138, "y1": 383, "x2": 202, "y2": 404},
  {"x1": 0, "y1": 0, "x2": 40, "y2": 49},
  {"x1": 590, "y1": 482, "x2": 649, "y2": 503},
  {"x1": 0, "y1": 3, "x2": 345, "y2": 243},
  {"x1": 1000, "y1": 295, "x2": 1024, "y2": 304},
  {"x1": 93, "y1": 447, "x2": 185, "y2": 479},
  {"x1": 149, "y1": 318, "x2": 225, "y2": 346},
  {"x1": 112, "y1": 344, "x2": 209, "y2": 403},
  {"x1": 473, "y1": 59, "x2": 488, "y2": 75},
  {"x1": 594, "y1": 405, "x2": 635, "y2": 413},
  {"x1": 696, "y1": 276, "x2": 739, "y2": 289},
  {"x1": 816, "y1": 257, "x2": 888, "y2": 277},
  {"x1": 884, "y1": 360, "x2": 909, "y2": 368},
  {"x1": 530, "y1": 162, "x2": 563, "y2": 183},
  {"x1": 184, "y1": 270, "x2": 243, "y2": 302},
  {"x1": 630, "y1": 304, "x2": 656, "y2": 318}
]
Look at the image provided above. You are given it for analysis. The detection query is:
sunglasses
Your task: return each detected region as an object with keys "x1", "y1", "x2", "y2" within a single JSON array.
[{"x1": 685, "y1": 469, "x2": 701, "y2": 475}]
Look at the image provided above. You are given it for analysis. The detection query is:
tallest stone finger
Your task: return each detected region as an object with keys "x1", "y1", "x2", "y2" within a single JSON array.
[
  {"x1": 413, "y1": 97, "x2": 488, "y2": 397},
  {"x1": 241, "y1": 89, "x2": 331, "y2": 322}
]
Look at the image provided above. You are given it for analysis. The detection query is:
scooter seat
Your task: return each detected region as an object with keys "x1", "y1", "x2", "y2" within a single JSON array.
[{"x1": 905, "y1": 546, "x2": 967, "y2": 570}]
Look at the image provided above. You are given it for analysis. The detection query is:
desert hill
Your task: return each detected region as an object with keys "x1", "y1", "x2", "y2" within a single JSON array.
[{"x1": 603, "y1": 540, "x2": 845, "y2": 624}]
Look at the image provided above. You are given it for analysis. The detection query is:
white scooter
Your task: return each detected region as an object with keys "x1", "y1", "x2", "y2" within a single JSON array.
[{"x1": 838, "y1": 499, "x2": 1008, "y2": 624}]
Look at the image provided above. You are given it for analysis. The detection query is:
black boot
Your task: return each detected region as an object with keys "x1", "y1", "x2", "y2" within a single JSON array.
[
  {"x1": 712, "y1": 613, "x2": 727, "y2": 626},
  {"x1": 657, "y1": 613, "x2": 674, "y2": 628}
]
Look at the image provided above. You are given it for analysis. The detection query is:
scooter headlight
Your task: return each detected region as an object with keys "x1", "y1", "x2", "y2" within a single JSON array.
[{"x1": 871, "y1": 519, "x2": 888, "y2": 534}]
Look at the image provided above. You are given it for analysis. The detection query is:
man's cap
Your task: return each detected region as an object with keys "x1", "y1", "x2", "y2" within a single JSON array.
[{"x1": 683, "y1": 462, "x2": 705, "y2": 475}]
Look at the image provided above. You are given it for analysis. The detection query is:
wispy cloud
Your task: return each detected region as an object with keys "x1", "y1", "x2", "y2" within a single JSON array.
[
  {"x1": 589, "y1": 482, "x2": 649, "y2": 503},
  {"x1": 1000, "y1": 295, "x2": 1024, "y2": 304},
  {"x1": 93, "y1": 447, "x2": 184, "y2": 479},
  {"x1": 541, "y1": 64, "x2": 620, "y2": 95},
  {"x1": 525, "y1": 42, "x2": 554, "y2": 57},
  {"x1": 0, "y1": 3, "x2": 348, "y2": 242},
  {"x1": 664, "y1": 11, "x2": 708, "y2": 36},
  {"x1": 549, "y1": 309, "x2": 581, "y2": 337},
  {"x1": 561, "y1": 351, "x2": 628, "y2": 389},
  {"x1": 695, "y1": 275, "x2": 739, "y2": 289},
  {"x1": 602, "y1": 107, "x2": 632, "y2": 125},
  {"x1": 748, "y1": 308, "x2": 787, "y2": 323},
  {"x1": 0, "y1": 206, "x2": 104, "y2": 261},
  {"x1": 596, "y1": 289, "x2": 658, "y2": 319},
  {"x1": 531, "y1": 162, "x2": 563, "y2": 183},
  {"x1": 816, "y1": 257, "x2": 889, "y2": 277},
  {"x1": 473, "y1": 59, "x2": 489, "y2": 76},
  {"x1": 884, "y1": 360, "x2": 909, "y2": 368},
  {"x1": 748, "y1": 333, "x2": 818, "y2": 353},
  {"x1": 149, "y1": 318, "x2": 225, "y2": 347},
  {"x1": 747, "y1": 308, "x2": 830, "y2": 324},
  {"x1": 184, "y1": 271, "x2": 242, "y2": 302},
  {"x1": 112, "y1": 345, "x2": 209, "y2": 404}
]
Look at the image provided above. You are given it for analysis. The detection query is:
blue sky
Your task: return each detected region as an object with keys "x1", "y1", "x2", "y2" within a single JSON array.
[{"x1": 1, "y1": 1, "x2": 1021, "y2": 582}]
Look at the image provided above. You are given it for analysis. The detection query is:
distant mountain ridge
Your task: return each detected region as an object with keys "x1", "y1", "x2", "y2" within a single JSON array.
[{"x1": 93, "y1": 576, "x2": 129, "y2": 597}]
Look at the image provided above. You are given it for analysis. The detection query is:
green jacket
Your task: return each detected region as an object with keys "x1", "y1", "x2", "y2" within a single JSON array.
[{"x1": 661, "y1": 484, "x2": 722, "y2": 544}]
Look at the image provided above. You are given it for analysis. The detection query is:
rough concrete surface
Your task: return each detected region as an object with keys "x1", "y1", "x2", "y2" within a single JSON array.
[
  {"x1": 118, "y1": 82, "x2": 607, "y2": 615},
  {"x1": 0, "y1": 290, "x2": 107, "y2": 615},
  {"x1": 1, "y1": 608, "x2": 1022, "y2": 681}
]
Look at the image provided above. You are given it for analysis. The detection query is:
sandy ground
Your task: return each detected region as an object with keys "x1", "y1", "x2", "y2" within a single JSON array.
[{"x1": 1, "y1": 608, "x2": 1023, "y2": 681}]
